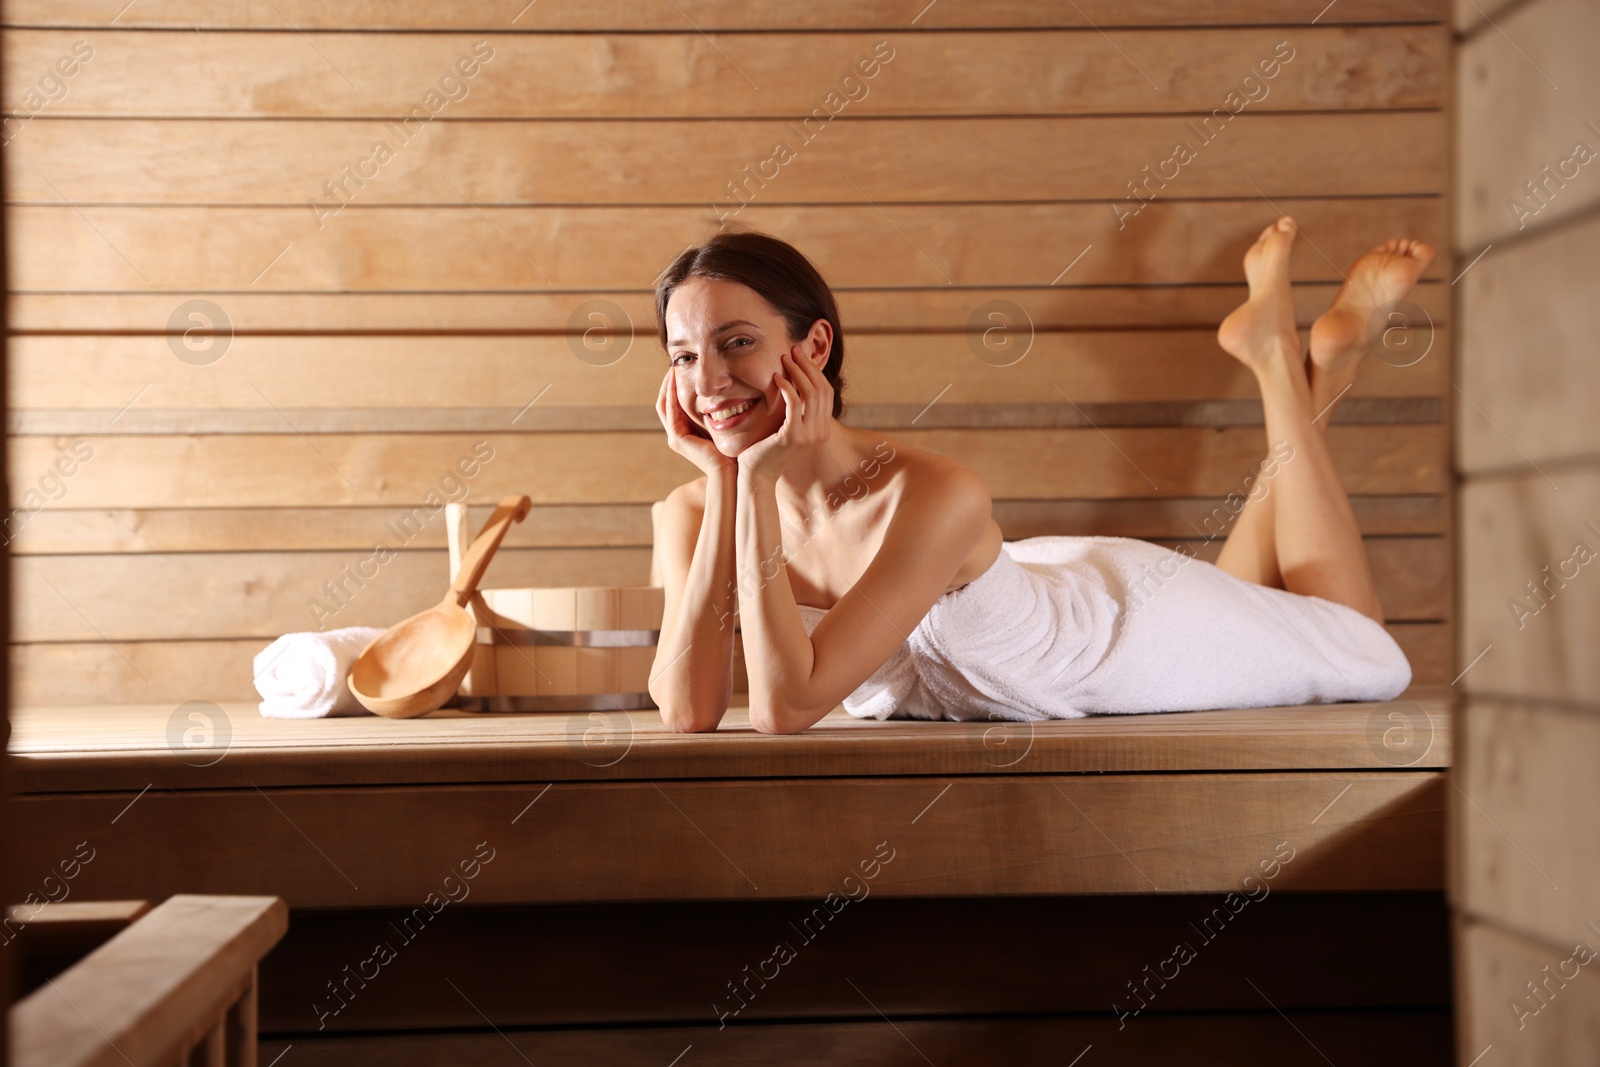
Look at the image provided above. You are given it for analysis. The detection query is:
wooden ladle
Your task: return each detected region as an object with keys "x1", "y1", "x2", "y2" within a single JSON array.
[{"x1": 348, "y1": 494, "x2": 532, "y2": 718}]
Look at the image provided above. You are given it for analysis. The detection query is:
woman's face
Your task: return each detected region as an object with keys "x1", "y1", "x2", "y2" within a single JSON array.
[{"x1": 664, "y1": 276, "x2": 827, "y2": 456}]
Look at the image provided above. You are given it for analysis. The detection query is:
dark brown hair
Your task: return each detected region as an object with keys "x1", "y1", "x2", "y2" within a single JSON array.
[{"x1": 653, "y1": 229, "x2": 846, "y2": 419}]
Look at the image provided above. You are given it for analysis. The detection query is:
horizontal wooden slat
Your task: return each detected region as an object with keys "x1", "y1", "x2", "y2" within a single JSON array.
[
  {"x1": 6, "y1": 331, "x2": 1449, "y2": 417},
  {"x1": 9, "y1": 199, "x2": 1448, "y2": 291},
  {"x1": 1455, "y1": 0, "x2": 1600, "y2": 248},
  {"x1": 10, "y1": 504, "x2": 653, "y2": 554},
  {"x1": 1, "y1": 28, "x2": 1445, "y2": 119},
  {"x1": 6, "y1": 281, "x2": 1453, "y2": 332},
  {"x1": 1456, "y1": 917, "x2": 1600, "y2": 1067},
  {"x1": 9, "y1": 114, "x2": 1447, "y2": 206},
  {"x1": 992, "y1": 496, "x2": 1451, "y2": 540},
  {"x1": 10, "y1": 398, "x2": 1445, "y2": 435},
  {"x1": 6, "y1": 426, "x2": 1451, "y2": 508},
  {"x1": 1373, "y1": 538, "x2": 1447, "y2": 622},
  {"x1": 7, "y1": 620, "x2": 1455, "y2": 706},
  {"x1": 1455, "y1": 695, "x2": 1600, "y2": 951},
  {"x1": 255, "y1": 1014, "x2": 1453, "y2": 1066},
  {"x1": 7, "y1": 496, "x2": 1449, "y2": 554},
  {"x1": 1, "y1": 0, "x2": 1452, "y2": 30},
  {"x1": 9, "y1": 692, "x2": 1456, "y2": 791},
  {"x1": 1457, "y1": 211, "x2": 1600, "y2": 474},
  {"x1": 8, "y1": 536, "x2": 1446, "y2": 643},
  {"x1": 1392, "y1": 620, "x2": 1449, "y2": 685},
  {"x1": 12, "y1": 548, "x2": 651, "y2": 642},
  {"x1": 12, "y1": 771, "x2": 1446, "y2": 906},
  {"x1": 10, "y1": 638, "x2": 267, "y2": 707},
  {"x1": 1459, "y1": 466, "x2": 1600, "y2": 703}
]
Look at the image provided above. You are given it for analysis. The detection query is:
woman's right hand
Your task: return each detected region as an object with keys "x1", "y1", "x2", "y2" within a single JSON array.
[{"x1": 657, "y1": 366, "x2": 737, "y2": 477}]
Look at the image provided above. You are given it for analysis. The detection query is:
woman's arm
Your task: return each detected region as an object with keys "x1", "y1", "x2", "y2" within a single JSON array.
[
  {"x1": 648, "y1": 472, "x2": 738, "y2": 732},
  {"x1": 736, "y1": 465, "x2": 992, "y2": 734},
  {"x1": 731, "y1": 349, "x2": 992, "y2": 734},
  {"x1": 648, "y1": 365, "x2": 743, "y2": 732}
]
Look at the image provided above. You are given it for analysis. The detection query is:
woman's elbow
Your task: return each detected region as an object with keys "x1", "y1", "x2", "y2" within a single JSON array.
[
  {"x1": 747, "y1": 700, "x2": 814, "y2": 736},
  {"x1": 653, "y1": 695, "x2": 725, "y2": 733}
]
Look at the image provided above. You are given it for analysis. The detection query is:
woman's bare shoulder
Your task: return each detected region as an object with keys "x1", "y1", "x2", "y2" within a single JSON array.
[
  {"x1": 871, "y1": 434, "x2": 991, "y2": 506},
  {"x1": 868, "y1": 435, "x2": 1000, "y2": 587},
  {"x1": 655, "y1": 478, "x2": 713, "y2": 565},
  {"x1": 664, "y1": 474, "x2": 711, "y2": 514}
]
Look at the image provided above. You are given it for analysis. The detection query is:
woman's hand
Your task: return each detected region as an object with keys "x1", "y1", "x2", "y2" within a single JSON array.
[
  {"x1": 737, "y1": 350, "x2": 833, "y2": 486},
  {"x1": 657, "y1": 366, "x2": 738, "y2": 477}
]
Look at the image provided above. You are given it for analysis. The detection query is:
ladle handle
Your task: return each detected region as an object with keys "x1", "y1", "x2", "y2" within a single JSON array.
[{"x1": 448, "y1": 494, "x2": 532, "y2": 606}]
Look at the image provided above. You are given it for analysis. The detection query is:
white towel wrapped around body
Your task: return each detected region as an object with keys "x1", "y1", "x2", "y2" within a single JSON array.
[
  {"x1": 795, "y1": 536, "x2": 1412, "y2": 721},
  {"x1": 253, "y1": 626, "x2": 386, "y2": 719}
]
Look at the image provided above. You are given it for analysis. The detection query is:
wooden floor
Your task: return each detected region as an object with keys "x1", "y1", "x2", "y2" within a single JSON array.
[{"x1": 9, "y1": 689, "x2": 1455, "y2": 1063}]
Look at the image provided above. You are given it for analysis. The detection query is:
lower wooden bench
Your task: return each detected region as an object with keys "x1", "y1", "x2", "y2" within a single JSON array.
[
  {"x1": 7, "y1": 895, "x2": 286, "y2": 1067},
  {"x1": 8, "y1": 689, "x2": 1455, "y2": 1065}
]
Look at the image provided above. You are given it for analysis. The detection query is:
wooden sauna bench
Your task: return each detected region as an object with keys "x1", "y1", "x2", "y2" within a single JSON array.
[
  {"x1": 8, "y1": 690, "x2": 1456, "y2": 1063},
  {"x1": 8, "y1": 690, "x2": 1454, "y2": 903}
]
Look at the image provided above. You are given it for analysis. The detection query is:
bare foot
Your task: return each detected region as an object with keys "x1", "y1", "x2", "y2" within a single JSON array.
[
  {"x1": 1218, "y1": 217, "x2": 1303, "y2": 378},
  {"x1": 1307, "y1": 238, "x2": 1435, "y2": 421}
]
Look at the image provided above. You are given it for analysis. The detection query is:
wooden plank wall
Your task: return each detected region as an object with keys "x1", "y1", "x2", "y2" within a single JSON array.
[
  {"x1": 1450, "y1": 0, "x2": 1600, "y2": 1063},
  {"x1": 2, "y1": 1, "x2": 1452, "y2": 707}
]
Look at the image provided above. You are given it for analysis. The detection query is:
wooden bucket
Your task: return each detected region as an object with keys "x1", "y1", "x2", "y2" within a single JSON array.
[{"x1": 444, "y1": 503, "x2": 663, "y2": 712}]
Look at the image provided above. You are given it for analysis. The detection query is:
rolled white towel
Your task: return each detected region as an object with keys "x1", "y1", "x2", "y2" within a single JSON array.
[{"x1": 253, "y1": 626, "x2": 386, "y2": 719}]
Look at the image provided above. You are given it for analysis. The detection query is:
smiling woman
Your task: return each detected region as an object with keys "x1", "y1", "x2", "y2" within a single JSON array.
[
  {"x1": 647, "y1": 229, "x2": 1004, "y2": 734},
  {"x1": 646, "y1": 227, "x2": 1418, "y2": 735}
]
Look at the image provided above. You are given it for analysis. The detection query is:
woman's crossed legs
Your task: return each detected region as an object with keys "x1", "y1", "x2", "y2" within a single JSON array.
[{"x1": 1212, "y1": 217, "x2": 1434, "y2": 625}]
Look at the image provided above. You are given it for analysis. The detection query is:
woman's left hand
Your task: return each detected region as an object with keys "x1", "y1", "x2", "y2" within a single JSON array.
[{"x1": 737, "y1": 349, "x2": 833, "y2": 486}]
